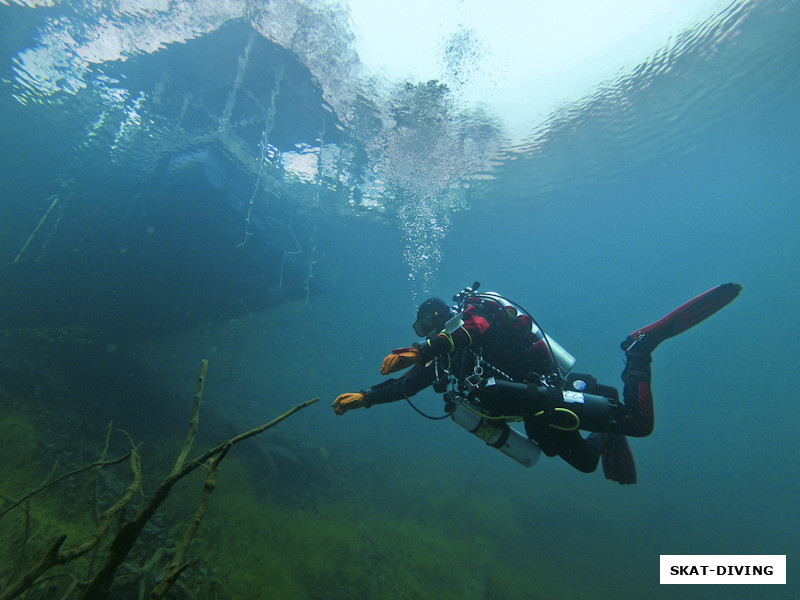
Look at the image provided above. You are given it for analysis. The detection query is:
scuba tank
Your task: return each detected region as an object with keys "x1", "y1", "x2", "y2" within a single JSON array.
[
  {"x1": 480, "y1": 378, "x2": 618, "y2": 433},
  {"x1": 449, "y1": 401, "x2": 541, "y2": 467},
  {"x1": 471, "y1": 290, "x2": 576, "y2": 376},
  {"x1": 530, "y1": 321, "x2": 576, "y2": 376}
]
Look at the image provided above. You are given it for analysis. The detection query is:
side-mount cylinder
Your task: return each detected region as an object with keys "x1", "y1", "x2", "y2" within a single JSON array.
[{"x1": 480, "y1": 378, "x2": 617, "y2": 432}]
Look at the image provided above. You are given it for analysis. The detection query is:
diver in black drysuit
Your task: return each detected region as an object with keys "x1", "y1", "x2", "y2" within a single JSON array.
[{"x1": 333, "y1": 283, "x2": 742, "y2": 484}]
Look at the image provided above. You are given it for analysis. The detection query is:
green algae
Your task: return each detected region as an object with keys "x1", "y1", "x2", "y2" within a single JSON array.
[
  {"x1": 0, "y1": 393, "x2": 566, "y2": 599},
  {"x1": 153, "y1": 451, "x2": 562, "y2": 600},
  {"x1": 0, "y1": 326, "x2": 572, "y2": 599},
  {"x1": 0, "y1": 407, "x2": 100, "y2": 595}
]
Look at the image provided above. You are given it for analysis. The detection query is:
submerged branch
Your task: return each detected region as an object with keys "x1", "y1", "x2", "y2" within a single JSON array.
[
  {"x1": 0, "y1": 445, "x2": 142, "y2": 600},
  {"x1": 190, "y1": 396, "x2": 321, "y2": 466},
  {"x1": 169, "y1": 359, "x2": 207, "y2": 478},
  {"x1": 80, "y1": 396, "x2": 320, "y2": 600},
  {"x1": 148, "y1": 446, "x2": 229, "y2": 600},
  {"x1": 0, "y1": 452, "x2": 132, "y2": 521},
  {"x1": 2, "y1": 355, "x2": 320, "y2": 600}
]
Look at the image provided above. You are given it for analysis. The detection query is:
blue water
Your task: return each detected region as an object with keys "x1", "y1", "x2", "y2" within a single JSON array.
[{"x1": 1, "y1": 1, "x2": 798, "y2": 598}]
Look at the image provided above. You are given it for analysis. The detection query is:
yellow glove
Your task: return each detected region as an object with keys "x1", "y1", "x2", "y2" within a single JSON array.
[
  {"x1": 333, "y1": 392, "x2": 366, "y2": 415},
  {"x1": 380, "y1": 346, "x2": 422, "y2": 375}
]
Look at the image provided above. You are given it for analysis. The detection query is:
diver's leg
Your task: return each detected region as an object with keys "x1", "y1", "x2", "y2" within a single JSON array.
[
  {"x1": 553, "y1": 431, "x2": 601, "y2": 473},
  {"x1": 526, "y1": 419, "x2": 636, "y2": 483},
  {"x1": 612, "y1": 282, "x2": 742, "y2": 436},
  {"x1": 616, "y1": 349, "x2": 654, "y2": 437},
  {"x1": 525, "y1": 423, "x2": 601, "y2": 473}
]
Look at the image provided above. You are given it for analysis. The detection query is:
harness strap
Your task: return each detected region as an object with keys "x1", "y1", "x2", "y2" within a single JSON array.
[{"x1": 469, "y1": 348, "x2": 516, "y2": 382}]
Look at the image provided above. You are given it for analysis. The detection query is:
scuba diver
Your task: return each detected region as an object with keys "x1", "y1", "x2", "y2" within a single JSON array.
[{"x1": 332, "y1": 282, "x2": 742, "y2": 484}]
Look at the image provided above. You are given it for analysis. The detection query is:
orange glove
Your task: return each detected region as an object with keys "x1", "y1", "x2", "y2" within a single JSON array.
[
  {"x1": 380, "y1": 346, "x2": 422, "y2": 375},
  {"x1": 332, "y1": 392, "x2": 366, "y2": 415}
]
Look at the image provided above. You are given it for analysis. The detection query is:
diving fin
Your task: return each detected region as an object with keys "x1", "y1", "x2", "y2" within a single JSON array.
[
  {"x1": 601, "y1": 434, "x2": 636, "y2": 485},
  {"x1": 621, "y1": 282, "x2": 742, "y2": 354}
]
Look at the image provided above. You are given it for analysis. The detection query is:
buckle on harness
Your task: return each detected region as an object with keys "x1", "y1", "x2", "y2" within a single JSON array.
[{"x1": 463, "y1": 372, "x2": 484, "y2": 392}]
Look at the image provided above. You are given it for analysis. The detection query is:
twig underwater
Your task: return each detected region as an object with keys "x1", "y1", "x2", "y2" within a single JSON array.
[{"x1": 0, "y1": 358, "x2": 320, "y2": 600}]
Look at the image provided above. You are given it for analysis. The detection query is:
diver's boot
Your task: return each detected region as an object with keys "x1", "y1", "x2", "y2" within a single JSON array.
[{"x1": 620, "y1": 282, "x2": 742, "y2": 354}]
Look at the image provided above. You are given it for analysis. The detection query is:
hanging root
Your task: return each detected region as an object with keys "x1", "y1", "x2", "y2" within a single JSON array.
[{"x1": 11, "y1": 194, "x2": 60, "y2": 264}]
